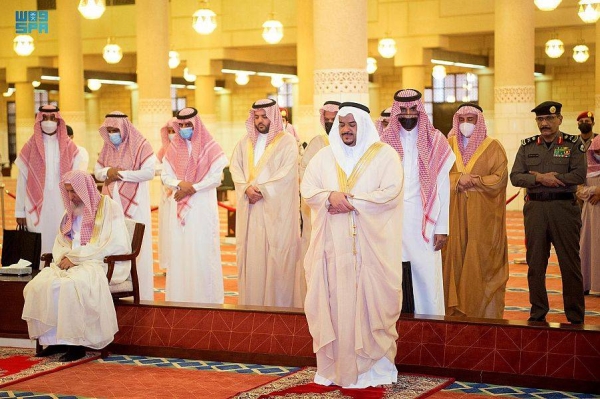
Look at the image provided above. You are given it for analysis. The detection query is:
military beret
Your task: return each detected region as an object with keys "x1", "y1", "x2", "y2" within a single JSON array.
[
  {"x1": 531, "y1": 101, "x2": 562, "y2": 116},
  {"x1": 576, "y1": 111, "x2": 594, "y2": 121}
]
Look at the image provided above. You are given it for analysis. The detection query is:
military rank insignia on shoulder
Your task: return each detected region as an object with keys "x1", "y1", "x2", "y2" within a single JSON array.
[
  {"x1": 562, "y1": 133, "x2": 579, "y2": 143},
  {"x1": 521, "y1": 135, "x2": 538, "y2": 146}
]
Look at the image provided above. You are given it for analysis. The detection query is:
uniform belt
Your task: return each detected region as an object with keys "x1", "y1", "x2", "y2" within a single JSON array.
[{"x1": 527, "y1": 192, "x2": 574, "y2": 201}]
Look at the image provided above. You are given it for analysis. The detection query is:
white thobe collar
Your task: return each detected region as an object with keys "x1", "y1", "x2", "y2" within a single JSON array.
[
  {"x1": 71, "y1": 215, "x2": 82, "y2": 249},
  {"x1": 340, "y1": 144, "x2": 361, "y2": 177},
  {"x1": 254, "y1": 133, "x2": 268, "y2": 166}
]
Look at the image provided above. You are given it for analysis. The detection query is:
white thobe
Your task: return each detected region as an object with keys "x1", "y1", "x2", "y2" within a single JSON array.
[
  {"x1": 75, "y1": 145, "x2": 90, "y2": 171},
  {"x1": 156, "y1": 160, "x2": 170, "y2": 271},
  {"x1": 22, "y1": 196, "x2": 131, "y2": 349},
  {"x1": 94, "y1": 155, "x2": 156, "y2": 301},
  {"x1": 161, "y1": 145, "x2": 228, "y2": 304},
  {"x1": 15, "y1": 134, "x2": 86, "y2": 253},
  {"x1": 399, "y1": 127, "x2": 453, "y2": 316}
]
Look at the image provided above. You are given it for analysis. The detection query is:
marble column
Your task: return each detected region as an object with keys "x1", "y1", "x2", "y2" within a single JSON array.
[
  {"x1": 56, "y1": 0, "x2": 86, "y2": 152},
  {"x1": 401, "y1": 66, "x2": 426, "y2": 95},
  {"x1": 296, "y1": 0, "x2": 315, "y2": 141},
  {"x1": 14, "y1": 82, "x2": 34, "y2": 178},
  {"x1": 494, "y1": 0, "x2": 535, "y2": 210},
  {"x1": 595, "y1": 23, "x2": 600, "y2": 117},
  {"x1": 313, "y1": 0, "x2": 368, "y2": 131},
  {"x1": 136, "y1": 0, "x2": 172, "y2": 203}
]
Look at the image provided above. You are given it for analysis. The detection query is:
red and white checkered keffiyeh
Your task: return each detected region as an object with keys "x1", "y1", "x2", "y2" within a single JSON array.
[
  {"x1": 17, "y1": 105, "x2": 79, "y2": 226},
  {"x1": 157, "y1": 117, "x2": 176, "y2": 162},
  {"x1": 97, "y1": 111, "x2": 154, "y2": 218},
  {"x1": 381, "y1": 89, "x2": 453, "y2": 242},
  {"x1": 449, "y1": 105, "x2": 487, "y2": 165},
  {"x1": 245, "y1": 99, "x2": 285, "y2": 147},
  {"x1": 587, "y1": 135, "x2": 600, "y2": 177},
  {"x1": 59, "y1": 170, "x2": 101, "y2": 246},
  {"x1": 165, "y1": 108, "x2": 225, "y2": 225},
  {"x1": 375, "y1": 107, "x2": 392, "y2": 137},
  {"x1": 319, "y1": 101, "x2": 340, "y2": 130}
]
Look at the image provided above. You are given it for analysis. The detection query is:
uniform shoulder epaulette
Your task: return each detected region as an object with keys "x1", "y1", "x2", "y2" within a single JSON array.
[
  {"x1": 562, "y1": 133, "x2": 579, "y2": 143},
  {"x1": 521, "y1": 135, "x2": 538, "y2": 146}
]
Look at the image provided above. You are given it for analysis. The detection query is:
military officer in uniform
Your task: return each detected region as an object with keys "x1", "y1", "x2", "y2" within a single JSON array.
[{"x1": 510, "y1": 101, "x2": 586, "y2": 324}]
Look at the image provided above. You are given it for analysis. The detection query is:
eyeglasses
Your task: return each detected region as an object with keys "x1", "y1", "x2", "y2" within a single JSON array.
[{"x1": 535, "y1": 115, "x2": 558, "y2": 123}]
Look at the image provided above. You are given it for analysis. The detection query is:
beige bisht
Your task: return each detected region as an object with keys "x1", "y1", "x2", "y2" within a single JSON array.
[
  {"x1": 301, "y1": 103, "x2": 404, "y2": 388},
  {"x1": 230, "y1": 99, "x2": 302, "y2": 308},
  {"x1": 23, "y1": 171, "x2": 131, "y2": 349}
]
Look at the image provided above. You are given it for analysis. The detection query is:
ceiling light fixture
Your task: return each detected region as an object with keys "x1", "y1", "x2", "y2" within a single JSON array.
[
  {"x1": 573, "y1": 44, "x2": 590, "y2": 63},
  {"x1": 168, "y1": 51, "x2": 181, "y2": 69},
  {"x1": 193, "y1": 1, "x2": 217, "y2": 35},
  {"x1": 78, "y1": 0, "x2": 105, "y2": 19},
  {"x1": 534, "y1": 0, "x2": 562, "y2": 11},
  {"x1": 578, "y1": 0, "x2": 600, "y2": 23},
  {"x1": 545, "y1": 38, "x2": 565, "y2": 58},
  {"x1": 366, "y1": 57, "x2": 378, "y2": 74},
  {"x1": 432, "y1": 65, "x2": 447, "y2": 80},
  {"x1": 13, "y1": 35, "x2": 34, "y2": 56}
]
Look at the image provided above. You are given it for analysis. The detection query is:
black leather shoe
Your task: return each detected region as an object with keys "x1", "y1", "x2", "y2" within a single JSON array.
[
  {"x1": 36, "y1": 345, "x2": 68, "y2": 357},
  {"x1": 527, "y1": 317, "x2": 546, "y2": 322},
  {"x1": 58, "y1": 346, "x2": 86, "y2": 362}
]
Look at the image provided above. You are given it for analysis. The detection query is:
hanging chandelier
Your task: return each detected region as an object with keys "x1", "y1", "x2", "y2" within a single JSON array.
[
  {"x1": 193, "y1": 6, "x2": 217, "y2": 35},
  {"x1": 103, "y1": 39, "x2": 123, "y2": 64},
  {"x1": 262, "y1": 17, "x2": 283, "y2": 44},
  {"x1": 168, "y1": 51, "x2": 181, "y2": 69},
  {"x1": 545, "y1": 38, "x2": 564, "y2": 58},
  {"x1": 534, "y1": 0, "x2": 562, "y2": 11},
  {"x1": 183, "y1": 67, "x2": 197, "y2": 82},
  {"x1": 271, "y1": 75, "x2": 284, "y2": 88},
  {"x1": 432, "y1": 65, "x2": 447, "y2": 81},
  {"x1": 578, "y1": 0, "x2": 600, "y2": 23},
  {"x1": 573, "y1": 44, "x2": 590, "y2": 63},
  {"x1": 235, "y1": 72, "x2": 250, "y2": 85},
  {"x1": 87, "y1": 79, "x2": 102, "y2": 91},
  {"x1": 366, "y1": 57, "x2": 377, "y2": 74},
  {"x1": 378, "y1": 38, "x2": 397, "y2": 59},
  {"x1": 13, "y1": 35, "x2": 35, "y2": 56},
  {"x1": 78, "y1": 0, "x2": 105, "y2": 19}
]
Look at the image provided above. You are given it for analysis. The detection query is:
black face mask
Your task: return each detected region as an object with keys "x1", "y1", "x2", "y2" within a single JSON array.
[
  {"x1": 578, "y1": 123, "x2": 592, "y2": 134},
  {"x1": 324, "y1": 122, "x2": 333, "y2": 134},
  {"x1": 399, "y1": 117, "x2": 418, "y2": 131}
]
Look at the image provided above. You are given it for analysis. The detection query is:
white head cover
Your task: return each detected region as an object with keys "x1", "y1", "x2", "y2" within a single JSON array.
[
  {"x1": 328, "y1": 102, "x2": 380, "y2": 176},
  {"x1": 319, "y1": 101, "x2": 341, "y2": 130}
]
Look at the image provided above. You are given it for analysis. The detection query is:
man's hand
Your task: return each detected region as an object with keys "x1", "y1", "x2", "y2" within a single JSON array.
[
  {"x1": 245, "y1": 186, "x2": 263, "y2": 204},
  {"x1": 105, "y1": 167, "x2": 123, "y2": 185},
  {"x1": 457, "y1": 173, "x2": 479, "y2": 192},
  {"x1": 57, "y1": 257, "x2": 75, "y2": 270},
  {"x1": 589, "y1": 186, "x2": 600, "y2": 205},
  {"x1": 328, "y1": 192, "x2": 355, "y2": 214},
  {"x1": 16, "y1": 217, "x2": 26, "y2": 227},
  {"x1": 433, "y1": 234, "x2": 448, "y2": 251},
  {"x1": 530, "y1": 171, "x2": 565, "y2": 187},
  {"x1": 174, "y1": 181, "x2": 196, "y2": 201}
]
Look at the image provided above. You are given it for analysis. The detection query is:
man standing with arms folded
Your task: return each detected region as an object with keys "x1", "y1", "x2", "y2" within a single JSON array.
[
  {"x1": 230, "y1": 99, "x2": 302, "y2": 308},
  {"x1": 510, "y1": 101, "x2": 586, "y2": 324}
]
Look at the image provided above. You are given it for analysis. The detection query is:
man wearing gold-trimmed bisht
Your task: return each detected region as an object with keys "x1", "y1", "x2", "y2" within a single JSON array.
[
  {"x1": 22, "y1": 170, "x2": 131, "y2": 361},
  {"x1": 301, "y1": 102, "x2": 404, "y2": 388},
  {"x1": 230, "y1": 99, "x2": 302, "y2": 308}
]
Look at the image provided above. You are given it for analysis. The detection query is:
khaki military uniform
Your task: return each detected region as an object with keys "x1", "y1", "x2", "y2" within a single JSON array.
[{"x1": 510, "y1": 132, "x2": 587, "y2": 323}]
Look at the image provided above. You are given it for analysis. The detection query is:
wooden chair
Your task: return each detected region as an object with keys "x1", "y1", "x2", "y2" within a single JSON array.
[{"x1": 38, "y1": 219, "x2": 145, "y2": 357}]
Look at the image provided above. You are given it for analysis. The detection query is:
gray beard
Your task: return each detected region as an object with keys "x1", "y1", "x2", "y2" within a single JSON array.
[{"x1": 72, "y1": 204, "x2": 84, "y2": 217}]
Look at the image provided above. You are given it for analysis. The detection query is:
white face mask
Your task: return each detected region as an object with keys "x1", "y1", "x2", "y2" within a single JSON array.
[
  {"x1": 593, "y1": 153, "x2": 600, "y2": 162},
  {"x1": 459, "y1": 122, "x2": 475, "y2": 138},
  {"x1": 41, "y1": 121, "x2": 58, "y2": 134}
]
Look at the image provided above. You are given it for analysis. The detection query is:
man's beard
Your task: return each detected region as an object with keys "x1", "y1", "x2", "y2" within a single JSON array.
[
  {"x1": 255, "y1": 123, "x2": 269, "y2": 134},
  {"x1": 324, "y1": 122, "x2": 333, "y2": 134},
  {"x1": 72, "y1": 204, "x2": 84, "y2": 217}
]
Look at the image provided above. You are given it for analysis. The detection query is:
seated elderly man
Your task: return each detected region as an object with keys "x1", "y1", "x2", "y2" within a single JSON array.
[{"x1": 22, "y1": 170, "x2": 131, "y2": 362}]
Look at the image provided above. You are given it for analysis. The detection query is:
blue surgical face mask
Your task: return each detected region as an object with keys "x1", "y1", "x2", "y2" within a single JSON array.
[
  {"x1": 179, "y1": 127, "x2": 193, "y2": 140},
  {"x1": 109, "y1": 132, "x2": 122, "y2": 146}
]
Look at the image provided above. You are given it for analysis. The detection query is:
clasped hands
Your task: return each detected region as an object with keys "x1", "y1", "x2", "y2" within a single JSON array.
[
  {"x1": 245, "y1": 185, "x2": 263, "y2": 204},
  {"x1": 174, "y1": 181, "x2": 196, "y2": 201},
  {"x1": 457, "y1": 173, "x2": 479, "y2": 192},
  {"x1": 327, "y1": 191, "x2": 356, "y2": 215},
  {"x1": 57, "y1": 256, "x2": 75, "y2": 270},
  {"x1": 105, "y1": 167, "x2": 124, "y2": 185},
  {"x1": 589, "y1": 186, "x2": 600, "y2": 205},
  {"x1": 530, "y1": 171, "x2": 565, "y2": 188}
]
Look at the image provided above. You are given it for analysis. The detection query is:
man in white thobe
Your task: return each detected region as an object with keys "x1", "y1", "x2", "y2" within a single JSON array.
[
  {"x1": 94, "y1": 112, "x2": 156, "y2": 301},
  {"x1": 302, "y1": 102, "x2": 404, "y2": 388},
  {"x1": 381, "y1": 89, "x2": 455, "y2": 316},
  {"x1": 22, "y1": 170, "x2": 130, "y2": 361},
  {"x1": 161, "y1": 107, "x2": 228, "y2": 303},
  {"x1": 230, "y1": 98, "x2": 302, "y2": 308},
  {"x1": 15, "y1": 105, "x2": 85, "y2": 254}
]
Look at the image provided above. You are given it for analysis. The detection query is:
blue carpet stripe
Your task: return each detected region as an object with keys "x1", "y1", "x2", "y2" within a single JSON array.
[
  {"x1": 97, "y1": 354, "x2": 298, "y2": 376},
  {"x1": 444, "y1": 382, "x2": 598, "y2": 398}
]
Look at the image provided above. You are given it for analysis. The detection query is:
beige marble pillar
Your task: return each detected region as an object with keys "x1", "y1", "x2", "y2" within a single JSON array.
[
  {"x1": 595, "y1": 23, "x2": 600, "y2": 117},
  {"x1": 313, "y1": 0, "x2": 368, "y2": 137},
  {"x1": 477, "y1": 70, "x2": 495, "y2": 133},
  {"x1": 85, "y1": 93, "x2": 102, "y2": 167},
  {"x1": 14, "y1": 82, "x2": 34, "y2": 178},
  {"x1": 136, "y1": 0, "x2": 172, "y2": 203},
  {"x1": 56, "y1": 0, "x2": 86, "y2": 152},
  {"x1": 401, "y1": 66, "x2": 426, "y2": 95},
  {"x1": 296, "y1": 0, "x2": 315, "y2": 141},
  {"x1": 195, "y1": 76, "x2": 216, "y2": 123},
  {"x1": 494, "y1": 0, "x2": 535, "y2": 210}
]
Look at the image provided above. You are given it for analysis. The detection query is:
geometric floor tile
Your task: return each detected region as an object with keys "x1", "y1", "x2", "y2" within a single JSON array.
[
  {"x1": 97, "y1": 354, "x2": 299, "y2": 376},
  {"x1": 444, "y1": 382, "x2": 600, "y2": 398}
]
